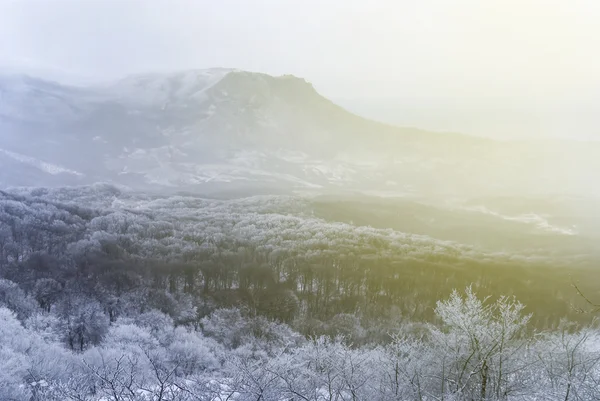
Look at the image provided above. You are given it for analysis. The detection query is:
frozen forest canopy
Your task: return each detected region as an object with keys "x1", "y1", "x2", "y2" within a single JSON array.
[{"x1": 1, "y1": 184, "x2": 600, "y2": 400}]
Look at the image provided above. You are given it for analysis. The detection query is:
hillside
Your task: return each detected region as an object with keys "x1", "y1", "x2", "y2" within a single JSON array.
[
  {"x1": 2, "y1": 71, "x2": 600, "y2": 401},
  {"x1": 1, "y1": 69, "x2": 599, "y2": 198}
]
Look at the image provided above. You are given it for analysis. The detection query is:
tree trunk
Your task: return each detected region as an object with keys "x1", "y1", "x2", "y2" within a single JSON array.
[{"x1": 480, "y1": 361, "x2": 488, "y2": 401}]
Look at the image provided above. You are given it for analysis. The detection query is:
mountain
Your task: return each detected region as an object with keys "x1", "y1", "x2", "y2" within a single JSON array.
[{"x1": 1, "y1": 69, "x2": 599, "y2": 198}]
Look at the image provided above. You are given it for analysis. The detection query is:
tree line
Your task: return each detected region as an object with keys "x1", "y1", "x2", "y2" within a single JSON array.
[{"x1": 1, "y1": 185, "x2": 596, "y2": 331}]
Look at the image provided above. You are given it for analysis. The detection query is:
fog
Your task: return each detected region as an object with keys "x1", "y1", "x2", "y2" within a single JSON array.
[
  {"x1": 1, "y1": 0, "x2": 599, "y2": 140},
  {"x1": 3, "y1": 3, "x2": 600, "y2": 400}
]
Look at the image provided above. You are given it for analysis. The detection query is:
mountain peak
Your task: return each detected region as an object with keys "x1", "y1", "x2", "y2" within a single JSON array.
[
  {"x1": 91, "y1": 68, "x2": 322, "y2": 111},
  {"x1": 4, "y1": 67, "x2": 597, "y2": 198}
]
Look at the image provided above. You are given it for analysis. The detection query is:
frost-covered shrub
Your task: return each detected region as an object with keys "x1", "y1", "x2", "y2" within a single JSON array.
[
  {"x1": 202, "y1": 308, "x2": 304, "y2": 354},
  {"x1": 167, "y1": 327, "x2": 221, "y2": 375},
  {"x1": 134, "y1": 308, "x2": 175, "y2": 346},
  {"x1": 0, "y1": 278, "x2": 38, "y2": 320},
  {"x1": 25, "y1": 312, "x2": 62, "y2": 343},
  {"x1": 57, "y1": 297, "x2": 110, "y2": 351}
]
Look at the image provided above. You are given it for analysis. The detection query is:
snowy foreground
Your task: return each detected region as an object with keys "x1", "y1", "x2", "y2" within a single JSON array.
[{"x1": 2, "y1": 287, "x2": 600, "y2": 401}]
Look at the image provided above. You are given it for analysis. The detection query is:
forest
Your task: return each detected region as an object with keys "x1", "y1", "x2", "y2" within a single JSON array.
[{"x1": 1, "y1": 184, "x2": 600, "y2": 401}]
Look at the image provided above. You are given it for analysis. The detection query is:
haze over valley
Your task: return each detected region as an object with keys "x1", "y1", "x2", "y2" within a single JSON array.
[{"x1": 2, "y1": 1, "x2": 600, "y2": 400}]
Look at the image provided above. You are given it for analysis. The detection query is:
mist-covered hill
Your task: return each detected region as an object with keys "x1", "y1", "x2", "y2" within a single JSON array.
[
  {"x1": 1, "y1": 69, "x2": 599, "y2": 198},
  {"x1": 3, "y1": 69, "x2": 600, "y2": 401}
]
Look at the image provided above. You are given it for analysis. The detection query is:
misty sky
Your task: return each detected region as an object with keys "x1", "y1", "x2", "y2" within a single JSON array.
[{"x1": 1, "y1": 0, "x2": 599, "y2": 140}]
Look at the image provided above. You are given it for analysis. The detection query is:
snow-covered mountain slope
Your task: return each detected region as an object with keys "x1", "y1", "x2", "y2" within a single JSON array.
[
  {"x1": 0, "y1": 69, "x2": 598, "y2": 197},
  {"x1": 0, "y1": 74, "x2": 102, "y2": 122},
  {"x1": 99, "y1": 68, "x2": 234, "y2": 108}
]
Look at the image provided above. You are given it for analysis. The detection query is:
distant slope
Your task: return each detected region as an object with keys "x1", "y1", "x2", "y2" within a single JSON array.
[{"x1": 1, "y1": 69, "x2": 599, "y2": 198}]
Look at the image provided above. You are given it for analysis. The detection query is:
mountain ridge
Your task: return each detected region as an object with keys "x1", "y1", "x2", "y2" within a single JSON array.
[{"x1": 1, "y1": 68, "x2": 598, "y2": 198}]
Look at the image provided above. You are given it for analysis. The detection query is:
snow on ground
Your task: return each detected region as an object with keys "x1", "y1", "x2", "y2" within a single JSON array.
[
  {"x1": 0, "y1": 148, "x2": 83, "y2": 176},
  {"x1": 140, "y1": 162, "x2": 322, "y2": 188},
  {"x1": 273, "y1": 149, "x2": 310, "y2": 163},
  {"x1": 100, "y1": 68, "x2": 234, "y2": 107},
  {"x1": 228, "y1": 150, "x2": 266, "y2": 168},
  {"x1": 303, "y1": 163, "x2": 356, "y2": 183},
  {"x1": 465, "y1": 205, "x2": 578, "y2": 236},
  {"x1": 360, "y1": 188, "x2": 417, "y2": 198},
  {"x1": 205, "y1": 103, "x2": 217, "y2": 117}
]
